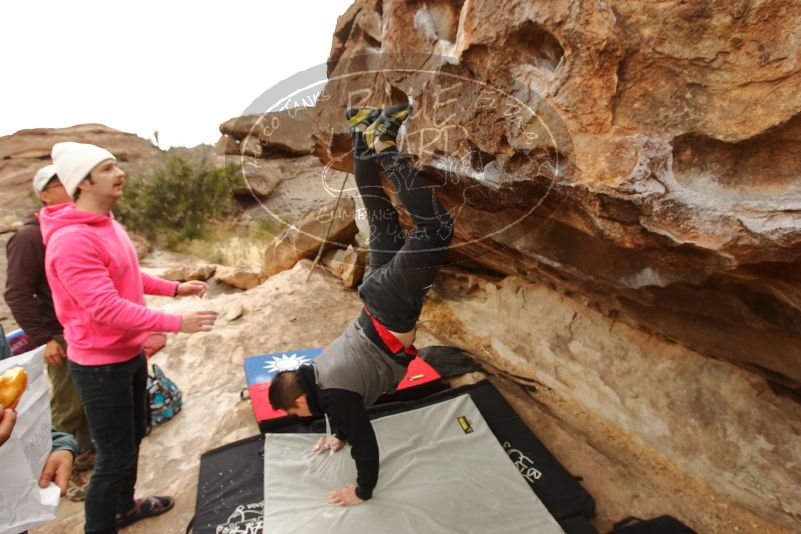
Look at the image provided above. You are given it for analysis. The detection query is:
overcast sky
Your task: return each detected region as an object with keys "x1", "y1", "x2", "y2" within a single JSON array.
[{"x1": 0, "y1": 0, "x2": 353, "y2": 148}]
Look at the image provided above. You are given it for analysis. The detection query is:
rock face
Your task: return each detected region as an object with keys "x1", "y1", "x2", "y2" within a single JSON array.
[
  {"x1": 217, "y1": 1, "x2": 801, "y2": 531},
  {"x1": 219, "y1": 108, "x2": 316, "y2": 158},
  {"x1": 426, "y1": 270, "x2": 801, "y2": 532},
  {"x1": 312, "y1": 0, "x2": 801, "y2": 398},
  {"x1": 0, "y1": 124, "x2": 162, "y2": 214}
]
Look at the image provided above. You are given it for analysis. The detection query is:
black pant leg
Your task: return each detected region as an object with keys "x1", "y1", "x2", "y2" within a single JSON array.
[
  {"x1": 352, "y1": 134, "x2": 405, "y2": 269},
  {"x1": 118, "y1": 354, "x2": 148, "y2": 515},
  {"x1": 358, "y1": 149, "x2": 454, "y2": 331}
]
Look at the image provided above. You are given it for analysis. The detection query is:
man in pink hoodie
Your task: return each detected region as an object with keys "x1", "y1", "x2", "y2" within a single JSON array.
[{"x1": 40, "y1": 141, "x2": 218, "y2": 534}]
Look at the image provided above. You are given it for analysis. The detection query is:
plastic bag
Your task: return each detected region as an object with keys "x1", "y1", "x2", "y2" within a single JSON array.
[{"x1": 0, "y1": 346, "x2": 60, "y2": 534}]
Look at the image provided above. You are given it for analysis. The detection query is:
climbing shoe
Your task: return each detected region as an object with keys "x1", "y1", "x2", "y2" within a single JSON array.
[
  {"x1": 345, "y1": 107, "x2": 382, "y2": 133},
  {"x1": 364, "y1": 103, "x2": 413, "y2": 150}
]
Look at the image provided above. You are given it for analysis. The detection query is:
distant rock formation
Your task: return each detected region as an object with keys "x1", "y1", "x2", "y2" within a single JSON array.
[{"x1": 0, "y1": 123, "x2": 162, "y2": 214}]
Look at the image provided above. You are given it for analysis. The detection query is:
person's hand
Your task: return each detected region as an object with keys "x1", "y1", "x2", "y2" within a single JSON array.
[
  {"x1": 179, "y1": 310, "x2": 218, "y2": 333},
  {"x1": 38, "y1": 449, "x2": 73, "y2": 496},
  {"x1": 313, "y1": 436, "x2": 345, "y2": 454},
  {"x1": 0, "y1": 407, "x2": 16, "y2": 447},
  {"x1": 176, "y1": 281, "x2": 208, "y2": 297},
  {"x1": 43, "y1": 339, "x2": 66, "y2": 366},
  {"x1": 328, "y1": 483, "x2": 364, "y2": 507}
]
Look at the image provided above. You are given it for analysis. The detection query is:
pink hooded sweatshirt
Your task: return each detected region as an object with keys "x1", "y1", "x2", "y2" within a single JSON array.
[{"x1": 40, "y1": 204, "x2": 182, "y2": 365}]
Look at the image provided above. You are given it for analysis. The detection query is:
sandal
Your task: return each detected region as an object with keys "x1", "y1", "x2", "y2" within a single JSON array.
[{"x1": 116, "y1": 495, "x2": 175, "y2": 528}]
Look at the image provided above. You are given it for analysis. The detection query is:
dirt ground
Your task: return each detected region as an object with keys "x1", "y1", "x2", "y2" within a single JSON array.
[{"x1": 26, "y1": 261, "x2": 795, "y2": 534}]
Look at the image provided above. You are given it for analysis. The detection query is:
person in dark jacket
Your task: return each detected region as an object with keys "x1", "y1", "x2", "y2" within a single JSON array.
[
  {"x1": 42, "y1": 428, "x2": 78, "y2": 495},
  {"x1": 4, "y1": 165, "x2": 94, "y2": 462},
  {"x1": 268, "y1": 104, "x2": 454, "y2": 507}
]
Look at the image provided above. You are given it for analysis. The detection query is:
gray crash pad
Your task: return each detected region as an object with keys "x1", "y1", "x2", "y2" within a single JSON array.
[{"x1": 264, "y1": 394, "x2": 564, "y2": 533}]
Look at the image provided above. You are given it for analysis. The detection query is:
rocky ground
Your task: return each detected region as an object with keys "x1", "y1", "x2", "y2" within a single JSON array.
[{"x1": 29, "y1": 260, "x2": 798, "y2": 534}]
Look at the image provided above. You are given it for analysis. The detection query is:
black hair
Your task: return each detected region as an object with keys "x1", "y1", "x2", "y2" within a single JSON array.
[{"x1": 268, "y1": 370, "x2": 304, "y2": 411}]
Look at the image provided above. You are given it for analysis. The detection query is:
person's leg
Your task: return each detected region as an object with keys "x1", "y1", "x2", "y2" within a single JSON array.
[
  {"x1": 113, "y1": 354, "x2": 174, "y2": 528},
  {"x1": 117, "y1": 354, "x2": 148, "y2": 516},
  {"x1": 351, "y1": 132, "x2": 405, "y2": 270},
  {"x1": 70, "y1": 357, "x2": 142, "y2": 534},
  {"x1": 358, "y1": 146, "x2": 454, "y2": 332}
]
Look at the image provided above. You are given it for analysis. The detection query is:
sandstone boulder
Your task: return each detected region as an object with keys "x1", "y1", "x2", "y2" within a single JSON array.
[
  {"x1": 229, "y1": 155, "x2": 334, "y2": 200},
  {"x1": 214, "y1": 265, "x2": 262, "y2": 290},
  {"x1": 233, "y1": 135, "x2": 263, "y2": 159},
  {"x1": 322, "y1": 244, "x2": 367, "y2": 288},
  {"x1": 242, "y1": 156, "x2": 354, "y2": 226},
  {"x1": 219, "y1": 107, "x2": 316, "y2": 157},
  {"x1": 425, "y1": 269, "x2": 801, "y2": 533},
  {"x1": 162, "y1": 263, "x2": 217, "y2": 282},
  {"x1": 262, "y1": 197, "x2": 358, "y2": 278},
  {"x1": 303, "y1": 0, "x2": 801, "y2": 394}
]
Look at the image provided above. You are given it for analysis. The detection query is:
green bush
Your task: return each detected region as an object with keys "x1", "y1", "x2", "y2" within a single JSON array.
[{"x1": 115, "y1": 153, "x2": 241, "y2": 248}]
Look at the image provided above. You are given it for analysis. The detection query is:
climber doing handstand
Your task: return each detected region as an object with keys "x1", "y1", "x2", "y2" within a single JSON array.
[{"x1": 268, "y1": 103, "x2": 454, "y2": 506}]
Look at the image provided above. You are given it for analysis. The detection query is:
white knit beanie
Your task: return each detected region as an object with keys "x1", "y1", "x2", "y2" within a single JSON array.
[
  {"x1": 51, "y1": 142, "x2": 116, "y2": 198},
  {"x1": 32, "y1": 164, "x2": 58, "y2": 193}
]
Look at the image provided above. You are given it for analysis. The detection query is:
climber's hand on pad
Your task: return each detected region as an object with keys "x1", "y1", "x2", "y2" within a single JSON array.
[{"x1": 313, "y1": 436, "x2": 345, "y2": 454}]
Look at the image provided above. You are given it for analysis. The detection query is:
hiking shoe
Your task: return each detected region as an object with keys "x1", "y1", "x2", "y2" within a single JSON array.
[
  {"x1": 73, "y1": 449, "x2": 96, "y2": 472},
  {"x1": 345, "y1": 107, "x2": 382, "y2": 133},
  {"x1": 364, "y1": 103, "x2": 413, "y2": 150},
  {"x1": 116, "y1": 495, "x2": 175, "y2": 529}
]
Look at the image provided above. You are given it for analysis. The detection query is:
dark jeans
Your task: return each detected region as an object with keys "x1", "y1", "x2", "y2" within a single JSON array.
[
  {"x1": 70, "y1": 354, "x2": 148, "y2": 534},
  {"x1": 353, "y1": 135, "x2": 454, "y2": 332}
]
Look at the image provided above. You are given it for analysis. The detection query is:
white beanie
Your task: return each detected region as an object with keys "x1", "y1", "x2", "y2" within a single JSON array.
[
  {"x1": 32, "y1": 164, "x2": 58, "y2": 193},
  {"x1": 51, "y1": 142, "x2": 116, "y2": 198}
]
